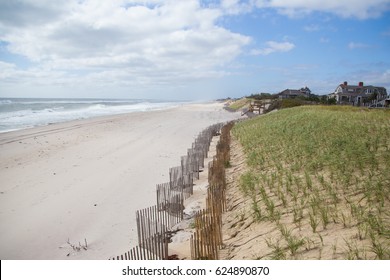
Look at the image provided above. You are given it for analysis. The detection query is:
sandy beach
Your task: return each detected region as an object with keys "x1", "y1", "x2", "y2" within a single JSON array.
[{"x1": 0, "y1": 102, "x2": 241, "y2": 260}]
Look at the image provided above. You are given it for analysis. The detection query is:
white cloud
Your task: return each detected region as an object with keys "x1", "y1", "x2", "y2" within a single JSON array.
[
  {"x1": 0, "y1": 61, "x2": 16, "y2": 70},
  {"x1": 348, "y1": 42, "x2": 370, "y2": 49},
  {"x1": 220, "y1": 0, "x2": 253, "y2": 15},
  {"x1": 304, "y1": 24, "x2": 320, "y2": 32},
  {"x1": 320, "y1": 37, "x2": 330, "y2": 43},
  {"x1": 251, "y1": 41, "x2": 295, "y2": 55},
  {"x1": 254, "y1": 0, "x2": 390, "y2": 19},
  {"x1": 347, "y1": 69, "x2": 390, "y2": 89},
  {"x1": 0, "y1": 0, "x2": 251, "y2": 93}
]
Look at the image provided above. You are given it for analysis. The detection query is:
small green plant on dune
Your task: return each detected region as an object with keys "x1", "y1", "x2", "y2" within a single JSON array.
[
  {"x1": 265, "y1": 237, "x2": 287, "y2": 260},
  {"x1": 309, "y1": 212, "x2": 319, "y2": 233},
  {"x1": 239, "y1": 171, "x2": 257, "y2": 196}
]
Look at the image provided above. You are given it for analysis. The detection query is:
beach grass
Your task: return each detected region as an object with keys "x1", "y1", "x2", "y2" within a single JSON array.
[
  {"x1": 232, "y1": 105, "x2": 390, "y2": 259},
  {"x1": 227, "y1": 98, "x2": 252, "y2": 111}
]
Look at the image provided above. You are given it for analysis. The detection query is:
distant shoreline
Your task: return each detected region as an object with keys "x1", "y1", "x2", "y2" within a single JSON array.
[{"x1": 0, "y1": 98, "x2": 197, "y2": 134}]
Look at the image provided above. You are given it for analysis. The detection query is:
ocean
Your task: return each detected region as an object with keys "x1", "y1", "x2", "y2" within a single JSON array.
[{"x1": 0, "y1": 98, "x2": 183, "y2": 133}]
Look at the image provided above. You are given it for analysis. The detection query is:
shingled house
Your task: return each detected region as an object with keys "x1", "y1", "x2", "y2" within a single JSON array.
[
  {"x1": 278, "y1": 87, "x2": 311, "y2": 99},
  {"x1": 329, "y1": 81, "x2": 388, "y2": 106}
]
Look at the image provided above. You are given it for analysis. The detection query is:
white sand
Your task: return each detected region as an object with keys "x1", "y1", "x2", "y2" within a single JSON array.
[{"x1": 0, "y1": 102, "x2": 241, "y2": 260}]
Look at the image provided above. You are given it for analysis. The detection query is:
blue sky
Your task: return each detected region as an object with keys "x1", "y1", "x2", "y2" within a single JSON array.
[{"x1": 0, "y1": 0, "x2": 389, "y2": 100}]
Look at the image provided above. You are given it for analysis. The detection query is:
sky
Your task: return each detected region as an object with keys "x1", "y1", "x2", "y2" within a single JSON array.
[{"x1": 0, "y1": 0, "x2": 389, "y2": 100}]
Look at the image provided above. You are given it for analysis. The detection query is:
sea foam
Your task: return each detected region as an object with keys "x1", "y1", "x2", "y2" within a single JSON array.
[{"x1": 0, "y1": 98, "x2": 181, "y2": 133}]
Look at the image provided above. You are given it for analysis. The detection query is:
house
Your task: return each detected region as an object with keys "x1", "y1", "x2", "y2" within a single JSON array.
[
  {"x1": 329, "y1": 81, "x2": 388, "y2": 106},
  {"x1": 385, "y1": 97, "x2": 390, "y2": 108},
  {"x1": 278, "y1": 87, "x2": 311, "y2": 99}
]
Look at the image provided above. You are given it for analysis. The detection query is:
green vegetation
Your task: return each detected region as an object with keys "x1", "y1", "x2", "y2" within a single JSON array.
[
  {"x1": 264, "y1": 99, "x2": 307, "y2": 112},
  {"x1": 227, "y1": 98, "x2": 251, "y2": 111},
  {"x1": 233, "y1": 106, "x2": 390, "y2": 259},
  {"x1": 246, "y1": 93, "x2": 278, "y2": 100},
  {"x1": 264, "y1": 97, "x2": 336, "y2": 113},
  {"x1": 245, "y1": 93, "x2": 337, "y2": 111}
]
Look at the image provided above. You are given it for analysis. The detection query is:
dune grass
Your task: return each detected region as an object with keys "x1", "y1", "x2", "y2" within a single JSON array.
[
  {"x1": 232, "y1": 105, "x2": 390, "y2": 259},
  {"x1": 227, "y1": 98, "x2": 252, "y2": 111}
]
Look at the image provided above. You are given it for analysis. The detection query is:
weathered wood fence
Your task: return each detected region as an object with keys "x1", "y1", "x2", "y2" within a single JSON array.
[
  {"x1": 113, "y1": 231, "x2": 169, "y2": 260},
  {"x1": 155, "y1": 183, "x2": 185, "y2": 226},
  {"x1": 190, "y1": 122, "x2": 234, "y2": 260},
  {"x1": 110, "y1": 123, "x2": 225, "y2": 260},
  {"x1": 169, "y1": 166, "x2": 194, "y2": 196}
]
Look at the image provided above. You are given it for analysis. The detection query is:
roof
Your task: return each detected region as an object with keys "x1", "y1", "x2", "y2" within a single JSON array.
[
  {"x1": 335, "y1": 84, "x2": 387, "y2": 96},
  {"x1": 280, "y1": 89, "x2": 302, "y2": 95},
  {"x1": 279, "y1": 87, "x2": 311, "y2": 96}
]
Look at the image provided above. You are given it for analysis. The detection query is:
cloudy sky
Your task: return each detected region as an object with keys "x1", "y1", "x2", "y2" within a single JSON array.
[{"x1": 0, "y1": 0, "x2": 389, "y2": 100}]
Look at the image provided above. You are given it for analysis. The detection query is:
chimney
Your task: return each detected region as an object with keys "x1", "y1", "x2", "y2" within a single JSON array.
[
  {"x1": 359, "y1": 81, "x2": 363, "y2": 87},
  {"x1": 343, "y1": 81, "x2": 348, "y2": 86}
]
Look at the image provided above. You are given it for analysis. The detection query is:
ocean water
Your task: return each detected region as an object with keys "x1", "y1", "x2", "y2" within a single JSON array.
[{"x1": 0, "y1": 98, "x2": 182, "y2": 133}]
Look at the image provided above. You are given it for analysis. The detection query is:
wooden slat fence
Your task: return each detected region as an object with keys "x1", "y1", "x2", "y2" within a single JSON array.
[
  {"x1": 169, "y1": 166, "x2": 194, "y2": 192},
  {"x1": 190, "y1": 210, "x2": 219, "y2": 260},
  {"x1": 111, "y1": 123, "x2": 227, "y2": 260},
  {"x1": 181, "y1": 154, "x2": 200, "y2": 180},
  {"x1": 113, "y1": 232, "x2": 169, "y2": 260},
  {"x1": 190, "y1": 180, "x2": 226, "y2": 260},
  {"x1": 136, "y1": 205, "x2": 169, "y2": 244},
  {"x1": 190, "y1": 122, "x2": 234, "y2": 260},
  {"x1": 156, "y1": 182, "x2": 186, "y2": 223}
]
